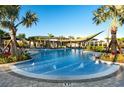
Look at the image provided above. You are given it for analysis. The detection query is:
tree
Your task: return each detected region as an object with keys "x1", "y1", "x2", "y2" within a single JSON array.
[
  {"x1": 0, "y1": 29, "x2": 9, "y2": 48},
  {"x1": 68, "y1": 36, "x2": 74, "y2": 40},
  {"x1": 93, "y1": 5, "x2": 124, "y2": 54},
  {"x1": 0, "y1": 6, "x2": 38, "y2": 56},
  {"x1": 47, "y1": 33, "x2": 54, "y2": 48},
  {"x1": 68, "y1": 36, "x2": 74, "y2": 48},
  {"x1": 28, "y1": 37, "x2": 37, "y2": 48},
  {"x1": 48, "y1": 33, "x2": 54, "y2": 39},
  {"x1": 0, "y1": 29, "x2": 5, "y2": 48},
  {"x1": 0, "y1": 29, "x2": 5, "y2": 36},
  {"x1": 17, "y1": 33, "x2": 26, "y2": 39}
]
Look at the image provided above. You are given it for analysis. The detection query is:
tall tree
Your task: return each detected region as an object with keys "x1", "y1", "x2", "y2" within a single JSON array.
[
  {"x1": 0, "y1": 5, "x2": 38, "y2": 56},
  {"x1": 93, "y1": 5, "x2": 124, "y2": 54}
]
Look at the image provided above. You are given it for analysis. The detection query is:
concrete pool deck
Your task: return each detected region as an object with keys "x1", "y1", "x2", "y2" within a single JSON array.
[{"x1": 1, "y1": 63, "x2": 124, "y2": 87}]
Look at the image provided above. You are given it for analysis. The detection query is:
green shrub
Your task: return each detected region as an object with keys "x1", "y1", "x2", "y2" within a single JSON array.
[
  {"x1": 94, "y1": 46, "x2": 104, "y2": 52},
  {"x1": 0, "y1": 57, "x2": 7, "y2": 64},
  {"x1": 21, "y1": 52, "x2": 31, "y2": 60},
  {"x1": 0, "y1": 52, "x2": 31, "y2": 64},
  {"x1": 117, "y1": 54, "x2": 124, "y2": 63},
  {"x1": 100, "y1": 54, "x2": 124, "y2": 63},
  {"x1": 86, "y1": 46, "x2": 92, "y2": 50},
  {"x1": 18, "y1": 42, "x2": 28, "y2": 48},
  {"x1": 100, "y1": 53, "x2": 114, "y2": 61},
  {"x1": 85, "y1": 46, "x2": 104, "y2": 52},
  {"x1": 8, "y1": 55, "x2": 18, "y2": 62}
]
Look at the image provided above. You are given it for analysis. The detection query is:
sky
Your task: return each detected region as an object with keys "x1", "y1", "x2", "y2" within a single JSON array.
[{"x1": 16, "y1": 5, "x2": 124, "y2": 40}]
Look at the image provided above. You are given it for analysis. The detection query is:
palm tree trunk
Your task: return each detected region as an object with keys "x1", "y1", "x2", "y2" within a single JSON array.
[
  {"x1": 108, "y1": 26, "x2": 121, "y2": 54},
  {"x1": 110, "y1": 30, "x2": 117, "y2": 53},
  {"x1": 10, "y1": 30, "x2": 18, "y2": 56}
]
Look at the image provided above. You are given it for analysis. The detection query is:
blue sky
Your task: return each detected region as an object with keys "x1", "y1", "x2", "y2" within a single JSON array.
[{"x1": 16, "y1": 5, "x2": 124, "y2": 40}]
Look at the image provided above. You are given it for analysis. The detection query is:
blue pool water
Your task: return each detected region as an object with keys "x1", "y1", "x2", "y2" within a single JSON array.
[{"x1": 14, "y1": 49, "x2": 115, "y2": 77}]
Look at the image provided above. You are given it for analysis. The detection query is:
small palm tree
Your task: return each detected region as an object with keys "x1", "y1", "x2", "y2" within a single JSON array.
[
  {"x1": 58, "y1": 36, "x2": 64, "y2": 47},
  {"x1": 48, "y1": 33, "x2": 54, "y2": 48},
  {"x1": 48, "y1": 33, "x2": 54, "y2": 38},
  {"x1": 68, "y1": 36, "x2": 74, "y2": 48},
  {"x1": 0, "y1": 5, "x2": 38, "y2": 56},
  {"x1": 17, "y1": 33, "x2": 26, "y2": 39},
  {"x1": 93, "y1": 5, "x2": 124, "y2": 54},
  {"x1": 28, "y1": 37, "x2": 37, "y2": 48}
]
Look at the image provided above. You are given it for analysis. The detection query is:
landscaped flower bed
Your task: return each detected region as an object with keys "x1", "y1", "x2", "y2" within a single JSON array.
[
  {"x1": 100, "y1": 53, "x2": 124, "y2": 63},
  {"x1": 0, "y1": 53, "x2": 31, "y2": 64},
  {"x1": 85, "y1": 46, "x2": 105, "y2": 52}
]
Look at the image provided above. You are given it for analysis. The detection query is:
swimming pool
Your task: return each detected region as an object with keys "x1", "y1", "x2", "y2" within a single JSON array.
[{"x1": 11, "y1": 49, "x2": 120, "y2": 80}]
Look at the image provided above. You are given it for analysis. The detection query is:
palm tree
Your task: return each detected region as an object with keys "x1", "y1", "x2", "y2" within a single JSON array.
[
  {"x1": 68, "y1": 36, "x2": 74, "y2": 48},
  {"x1": 28, "y1": 37, "x2": 37, "y2": 48},
  {"x1": 0, "y1": 5, "x2": 38, "y2": 57},
  {"x1": 48, "y1": 33, "x2": 54, "y2": 48},
  {"x1": 48, "y1": 33, "x2": 54, "y2": 39},
  {"x1": 17, "y1": 33, "x2": 26, "y2": 39},
  {"x1": 58, "y1": 35, "x2": 64, "y2": 47},
  {"x1": 93, "y1": 5, "x2": 124, "y2": 54}
]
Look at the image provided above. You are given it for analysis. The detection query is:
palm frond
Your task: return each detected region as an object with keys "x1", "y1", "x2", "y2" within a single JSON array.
[
  {"x1": 22, "y1": 11, "x2": 38, "y2": 28},
  {"x1": 5, "y1": 5, "x2": 20, "y2": 22},
  {"x1": 0, "y1": 21, "x2": 12, "y2": 29},
  {"x1": 0, "y1": 5, "x2": 20, "y2": 22},
  {"x1": 93, "y1": 5, "x2": 124, "y2": 26}
]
